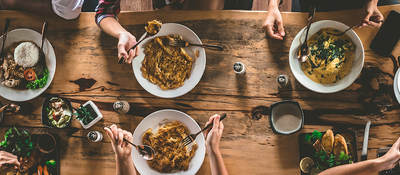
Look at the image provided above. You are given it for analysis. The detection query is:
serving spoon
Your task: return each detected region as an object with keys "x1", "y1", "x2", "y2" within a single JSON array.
[
  {"x1": 123, "y1": 138, "x2": 155, "y2": 160},
  {"x1": 118, "y1": 23, "x2": 161, "y2": 64},
  {"x1": 105, "y1": 127, "x2": 155, "y2": 160},
  {"x1": 297, "y1": 6, "x2": 316, "y2": 62}
]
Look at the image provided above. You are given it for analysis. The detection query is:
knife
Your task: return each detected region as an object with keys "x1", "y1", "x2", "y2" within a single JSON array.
[{"x1": 361, "y1": 120, "x2": 371, "y2": 161}]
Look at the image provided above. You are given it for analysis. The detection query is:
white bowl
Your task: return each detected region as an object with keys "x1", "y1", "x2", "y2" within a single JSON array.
[
  {"x1": 132, "y1": 23, "x2": 206, "y2": 98},
  {"x1": 132, "y1": 109, "x2": 206, "y2": 175},
  {"x1": 394, "y1": 69, "x2": 400, "y2": 104},
  {"x1": 0, "y1": 28, "x2": 56, "y2": 101},
  {"x1": 289, "y1": 20, "x2": 364, "y2": 93}
]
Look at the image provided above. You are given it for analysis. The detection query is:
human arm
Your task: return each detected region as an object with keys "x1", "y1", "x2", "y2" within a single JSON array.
[
  {"x1": 361, "y1": 0, "x2": 384, "y2": 27},
  {"x1": 320, "y1": 137, "x2": 400, "y2": 175},
  {"x1": 95, "y1": 0, "x2": 138, "y2": 63},
  {"x1": 104, "y1": 125, "x2": 137, "y2": 175},
  {"x1": 263, "y1": 0, "x2": 285, "y2": 40},
  {"x1": 203, "y1": 114, "x2": 229, "y2": 175},
  {"x1": 0, "y1": 151, "x2": 20, "y2": 171}
]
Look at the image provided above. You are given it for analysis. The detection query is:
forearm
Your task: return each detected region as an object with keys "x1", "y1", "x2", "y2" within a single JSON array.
[
  {"x1": 208, "y1": 149, "x2": 229, "y2": 175},
  {"x1": 320, "y1": 159, "x2": 382, "y2": 175},
  {"x1": 116, "y1": 156, "x2": 136, "y2": 175},
  {"x1": 99, "y1": 17, "x2": 128, "y2": 39},
  {"x1": 267, "y1": 0, "x2": 280, "y2": 10}
]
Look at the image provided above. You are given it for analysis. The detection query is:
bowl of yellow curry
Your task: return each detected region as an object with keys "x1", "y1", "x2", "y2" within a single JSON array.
[{"x1": 289, "y1": 20, "x2": 364, "y2": 93}]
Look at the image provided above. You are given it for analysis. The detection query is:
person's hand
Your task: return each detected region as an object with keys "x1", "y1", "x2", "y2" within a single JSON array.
[
  {"x1": 117, "y1": 32, "x2": 138, "y2": 64},
  {"x1": 376, "y1": 137, "x2": 400, "y2": 171},
  {"x1": 104, "y1": 124, "x2": 133, "y2": 161},
  {"x1": 263, "y1": 7, "x2": 285, "y2": 40},
  {"x1": 203, "y1": 114, "x2": 224, "y2": 154},
  {"x1": 361, "y1": 1, "x2": 384, "y2": 27},
  {"x1": 0, "y1": 151, "x2": 20, "y2": 171}
]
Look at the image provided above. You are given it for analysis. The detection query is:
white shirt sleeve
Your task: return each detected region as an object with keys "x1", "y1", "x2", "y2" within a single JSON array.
[{"x1": 52, "y1": 0, "x2": 84, "y2": 20}]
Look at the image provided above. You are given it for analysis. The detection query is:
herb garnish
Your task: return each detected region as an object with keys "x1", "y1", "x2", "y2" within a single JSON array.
[
  {"x1": 0, "y1": 127, "x2": 33, "y2": 157},
  {"x1": 26, "y1": 67, "x2": 49, "y2": 89}
]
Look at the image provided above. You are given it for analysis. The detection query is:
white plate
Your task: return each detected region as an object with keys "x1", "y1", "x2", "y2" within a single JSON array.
[
  {"x1": 132, "y1": 109, "x2": 206, "y2": 175},
  {"x1": 394, "y1": 69, "x2": 400, "y2": 104},
  {"x1": 0, "y1": 29, "x2": 56, "y2": 101},
  {"x1": 289, "y1": 20, "x2": 364, "y2": 93},
  {"x1": 397, "y1": 68, "x2": 400, "y2": 94},
  {"x1": 132, "y1": 23, "x2": 206, "y2": 98}
]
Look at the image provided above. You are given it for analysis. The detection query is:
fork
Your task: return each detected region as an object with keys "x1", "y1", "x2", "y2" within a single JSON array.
[
  {"x1": 168, "y1": 39, "x2": 224, "y2": 51},
  {"x1": 0, "y1": 19, "x2": 10, "y2": 63},
  {"x1": 181, "y1": 113, "x2": 227, "y2": 147}
]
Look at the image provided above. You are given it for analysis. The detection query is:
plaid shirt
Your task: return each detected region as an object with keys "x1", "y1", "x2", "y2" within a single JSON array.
[{"x1": 95, "y1": 0, "x2": 121, "y2": 25}]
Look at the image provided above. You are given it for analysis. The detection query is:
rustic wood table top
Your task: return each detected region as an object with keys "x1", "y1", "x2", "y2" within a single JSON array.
[{"x1": 0, "y1": 4, "x2": 400, "y2": 175}]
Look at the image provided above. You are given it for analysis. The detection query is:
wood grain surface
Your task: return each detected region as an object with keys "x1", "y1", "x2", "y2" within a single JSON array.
[{"x1": 0, "y1": 5, "x2": 399, "y2": 175}]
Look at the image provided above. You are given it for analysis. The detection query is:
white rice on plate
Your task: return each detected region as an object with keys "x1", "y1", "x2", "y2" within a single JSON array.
[{"x1": 14, "y1": 41, "x2": 40, "y2": 68}]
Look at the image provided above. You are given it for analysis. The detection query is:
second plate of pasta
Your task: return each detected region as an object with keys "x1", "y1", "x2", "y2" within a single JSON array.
[{"x1": 132, "y1": 109, "x2": 206, "y2": 175}]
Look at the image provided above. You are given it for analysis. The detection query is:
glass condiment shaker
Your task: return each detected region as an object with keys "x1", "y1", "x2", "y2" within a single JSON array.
[
  {"x1": 113, "y1": 100, "x2": 130, "y2": 114},
  {"x1": 233, "y1": 62, "x2": 246, "y2": 75},
  {"x1": 87, "y1": 131, "x2": 103, "y2": 142},
  {"x1": 277, "y1": 74, "x2": 289, "y2": 88}
]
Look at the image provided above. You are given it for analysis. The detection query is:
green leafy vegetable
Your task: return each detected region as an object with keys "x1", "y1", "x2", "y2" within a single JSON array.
[
  {"x1": 305, "y1": 130, "x2": 323, "y2": 143},
  {"x1": 46, "y1": 160, "x2": 56, "y2": 168},
  {"x1": 74, "y1": 105, "x2": 96, "y2": 125},
  {"x1": 26, "y1": 67, "x2": 49, "y2": 89},
  {"x1": 0, "y1": 127, "x2": 33, "y2": 157}
]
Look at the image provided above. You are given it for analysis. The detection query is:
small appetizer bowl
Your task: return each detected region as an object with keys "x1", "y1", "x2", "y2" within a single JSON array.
[
  {"x1": 41, "y1": 95, "x2": 73, "y2": 128},
  {"x1": 269, "y1": 100, "x2": 304, "y2": 135},
  {"x1": 36, "y1": 133, "x2": 57, "y2": 154}
]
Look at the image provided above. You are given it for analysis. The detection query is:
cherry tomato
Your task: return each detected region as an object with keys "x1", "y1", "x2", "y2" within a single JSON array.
[{"x1": 24, "y1": 68, "x2": 36, "y2": 81}]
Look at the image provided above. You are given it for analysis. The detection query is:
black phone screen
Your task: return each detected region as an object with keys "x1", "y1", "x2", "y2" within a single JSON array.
[{"x1": 370, "y1": 10, "x2": 400, "y2": 57}]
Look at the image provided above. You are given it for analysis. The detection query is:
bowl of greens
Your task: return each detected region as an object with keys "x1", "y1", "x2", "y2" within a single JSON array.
[{"x1": 42, "y1": 96, "x2": 72, "y2": 128}]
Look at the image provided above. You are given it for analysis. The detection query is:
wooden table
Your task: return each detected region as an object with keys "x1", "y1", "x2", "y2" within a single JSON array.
[{"x1": 0, "y1": 5, "x2": 400, "y2": 175}]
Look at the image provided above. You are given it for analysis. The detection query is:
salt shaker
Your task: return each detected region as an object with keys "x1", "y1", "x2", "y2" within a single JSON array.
[
  {"x1": 233, "y1": 62, "x2": 246, "y2": 75},
  {"x1": 277, "y1": 74, "x2": 289, "y2": 88},
  {"x1": 113, "y1": 100, "x2": 130, "y2": 114},
  {"x1": 87, "y1": 131, "x2": 103, "y2": 142}
]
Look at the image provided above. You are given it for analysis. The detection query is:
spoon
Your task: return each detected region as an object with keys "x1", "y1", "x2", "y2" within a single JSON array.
[
  {"x1": 105, "y1": 126, "x2": 155, "y2": 160},
  {"x1": 0, "y1": 18, "x2": 10, "y2": 64},
  {"x1": 297, "y1": 6, "x2": 316, "y2": 62},
  {"x1": 327, "y1": 20, "x2": 384, "y2": 36},
  {"x1": 118, "y1": 23, "x2": 161, "y2": 64},
  {"x1": 39, "y1": 21, "x2": 47, "y2": 61},
  {"x1": 123, "y1": 138, "x2": 155, "y2": 160}
]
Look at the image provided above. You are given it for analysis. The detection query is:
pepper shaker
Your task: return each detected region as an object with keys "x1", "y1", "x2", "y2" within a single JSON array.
[
  {"x1": 277, "y1": 74, "x2": 289, "y2": 88},
  {"x1": 233, "y1": 62, "x2": 246, "y2": 75}
]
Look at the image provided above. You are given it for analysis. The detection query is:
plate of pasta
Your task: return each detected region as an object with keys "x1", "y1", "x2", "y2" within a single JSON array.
[
  {"x1": 132, "y1": 23, "x2": 206, "y2": 98},
  {"x1": 132, "y1": 109, "x2": 206, "y2": 175},
  {"x1": 289, "y1": 20, "x2": 364, "y2": 93}
]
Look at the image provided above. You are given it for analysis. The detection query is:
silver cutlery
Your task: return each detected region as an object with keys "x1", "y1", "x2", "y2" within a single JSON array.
[
  {"x1": 168, "y1": 39, "x2": 224, "y2": 51},
  {"x1": 118, "y1": 23, "x2": 161, "y2": 64},
  {"x1": 105, "y1": 126, "x2": 155, "y2": 160},
  {"x1": 297, "y1": 6, "x2": 316, "y2": 63},
  {"x1": 123, "y1": 138, "x2": 155, "y2": 160},
  {"x1": 181, "y1": 113, "x2": 227, "y2": 147},
  {"x1": 0, "y1": 19, "x2": 10, "y2": 64}
]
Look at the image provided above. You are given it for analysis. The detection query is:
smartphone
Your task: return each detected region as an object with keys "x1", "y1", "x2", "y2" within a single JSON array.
[
  {"x1": 377, "y1": 147, "x2": 400, "y2": 175},
  {"x1": 370, "y1": 10, "x2": 400, "y2": 57}
]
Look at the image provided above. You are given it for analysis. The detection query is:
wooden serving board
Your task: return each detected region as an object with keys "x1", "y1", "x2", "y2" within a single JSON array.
[
  {"x1": 0, "y1": 126, "x2": 60, "y2": 175},
  {"x1": 298, "y1": 129, "x2": 358, "y2": 175}
]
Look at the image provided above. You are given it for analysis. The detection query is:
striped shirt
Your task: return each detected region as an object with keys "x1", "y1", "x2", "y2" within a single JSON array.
[{"x1": 95, "y1": 0, "x2": 121, "y2": 25}]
